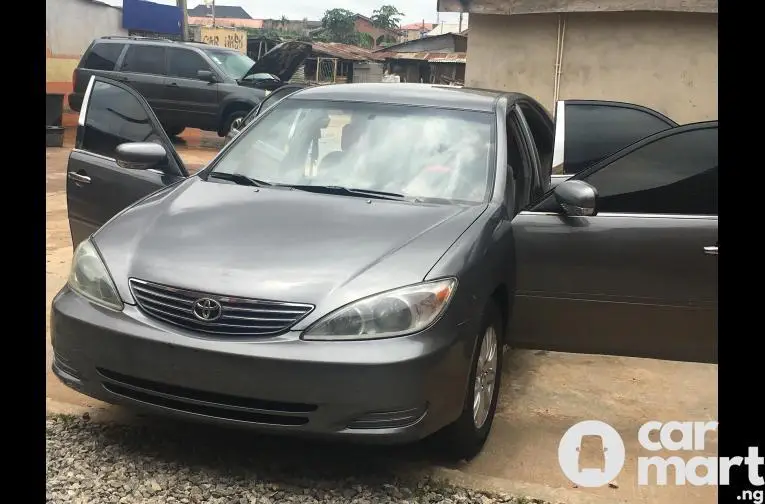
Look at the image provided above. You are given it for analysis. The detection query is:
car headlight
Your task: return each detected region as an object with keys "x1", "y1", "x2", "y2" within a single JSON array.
[
  {"x1": 68, "y1": 239, "x2": 123, "y2": 311},
  {"x1": 302, "y1": 278, "x2": 457, "y2": 341}
]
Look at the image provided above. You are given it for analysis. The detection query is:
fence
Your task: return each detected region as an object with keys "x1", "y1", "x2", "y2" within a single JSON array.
[{"x1": 302, "y1": 57, "x2": 339, "y2": 83}]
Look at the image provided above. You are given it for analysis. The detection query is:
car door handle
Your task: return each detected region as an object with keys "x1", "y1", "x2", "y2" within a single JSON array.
[
  {"x1": 166, "y1": 82, "x2": 178, "y2": 87},
  {"x1": 68, "y1": 172, "x2": 91, "y2": 184},
  {"x1": 704, "y1": 246, "x2": 718, "y2": 256}
]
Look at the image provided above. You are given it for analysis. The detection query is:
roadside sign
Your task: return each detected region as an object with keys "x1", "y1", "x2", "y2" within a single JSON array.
[{"x1": 199, "y1": 27, "x2": 247, "y2": 53}]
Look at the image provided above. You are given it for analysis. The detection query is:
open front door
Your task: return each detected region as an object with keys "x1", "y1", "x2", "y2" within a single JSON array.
[
  {"x1": 67, "y1": 76, "x2": 188, "y2": 248},
  {"x1": 511, "y1": 121, "x2": 718, "y2": 363},
  {"x1": 552, "y1": 100, "x2": 678, "y2": 175}
]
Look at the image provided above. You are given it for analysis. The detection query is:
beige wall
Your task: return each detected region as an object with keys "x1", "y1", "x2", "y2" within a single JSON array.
[
  {"x1": 46, "y1": 0, "x2": 127, "y2": 105},
  {"x1": 465, "y1": 11, "x2": 717, "y2": 123}
]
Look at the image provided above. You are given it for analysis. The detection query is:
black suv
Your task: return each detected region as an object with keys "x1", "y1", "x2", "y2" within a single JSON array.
[{"x1": 69, "y1": 36, "x2": 310, "y2": 137}]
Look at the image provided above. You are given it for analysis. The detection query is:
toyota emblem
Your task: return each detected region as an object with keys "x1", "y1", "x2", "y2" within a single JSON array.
[{"x1": 192, "y1": 297, "x2": 222, "y2": 321}]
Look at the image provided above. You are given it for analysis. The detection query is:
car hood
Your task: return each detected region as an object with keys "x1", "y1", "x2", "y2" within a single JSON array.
[
  {"x1": 242, "y1": 41, "x2": 311, "y2": 82},
  {"x1": 93, "y1": 177, "x2": 486, "y2": 314}
]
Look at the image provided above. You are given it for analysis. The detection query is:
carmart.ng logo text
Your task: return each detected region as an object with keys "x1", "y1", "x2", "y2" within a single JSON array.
[{"x1": 558, "y1": 420, "x2": 763, "y2": 501}]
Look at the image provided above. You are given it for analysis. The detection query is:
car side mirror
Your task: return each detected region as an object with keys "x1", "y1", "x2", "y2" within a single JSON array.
[
  {"x1": 197, "y1": 70, "x2": 217, "y2": 83},
  {"x1": 115, "y1": 142, "x2": 167, "y2": 170},
  {"x1": 553, "y1": 179, "x2": 598, "y2": 216}
]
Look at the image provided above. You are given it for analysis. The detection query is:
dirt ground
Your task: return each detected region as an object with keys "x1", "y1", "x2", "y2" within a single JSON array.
[{"x1": 46, "y1": 126, "x2": 718, "y2": 504}]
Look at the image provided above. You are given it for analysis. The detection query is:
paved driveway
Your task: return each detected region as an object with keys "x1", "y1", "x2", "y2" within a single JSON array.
[{"x1": 46, "y1": 127, "x2": 717, "y2": 504}]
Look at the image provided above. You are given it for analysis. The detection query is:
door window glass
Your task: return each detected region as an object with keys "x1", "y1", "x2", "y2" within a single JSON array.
[
  {"x1": 121, "y1": 45, "x2": 166, "y2": 75},
  {"x1": 81, "y1": 81, "x2": 163, "y2": 159},
  {"x1": 564, "y1": 104, "x2": 674, "y2": 174},
  {"x1": 167, "y1": 48, "x2": 211, "y2": 79},
  {"x1": 583, "y1": 126, "x2": 717, "y2": 215},
  {"x1": 82, "y1": 43, "x2": 125, "y2": 71},
  {"x1": 518, "y1": 102, "x2": 553, "y2": 180}
]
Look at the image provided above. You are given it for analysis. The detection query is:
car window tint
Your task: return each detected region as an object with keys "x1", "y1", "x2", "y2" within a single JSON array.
[
  {"x1": 564, "y1": 104, "x2": 674, "y2": 174},
  {"x1": 81, "y1": 81, "x2": 163, "y2": 158},
  {"x1": 82, "y1": 43, "x2": 124, "y2": 71},
  {"x1": 121, "y1": 45, "x2": 166, "y2": 75},
  {"x1": 167, "y1": 48, "x2": 210, "y2": 79},
  {"x1": 583, "y1": 126, "x2": 718, "y2": 215}
]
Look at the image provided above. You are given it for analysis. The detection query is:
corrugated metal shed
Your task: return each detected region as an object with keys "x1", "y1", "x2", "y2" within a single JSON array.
[
  {"x1": 310, "y1": 42, "x2": 383, "y2": 61},
  {"x1": 376, "y1": 52, "x2": 467, "y2": 64}
]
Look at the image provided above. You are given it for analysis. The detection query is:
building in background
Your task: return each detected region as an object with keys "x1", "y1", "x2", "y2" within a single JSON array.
[
  {"x1": 399, "y1": 22, "x2": 436, "y2": 42},
  {"x1": 426, "y1": 19, "x2": 469, "y2": 36},
  {"x1": 46, "y1": 0, "x2": 127, "y2": 108},
  {"x1": 300, "y1": 42, "x2": 384, "y2": 84},
  {"x1": 261, "y1": 18, "x2": 322, "y2": 36},
  {"x1": 437, "y1": 0, "x2": 717, "y2": 123},
  {"x1": 353, "y1": 14, "x2": 400, "y2": 48},
  {"x1": 187, "y1": 4, "x2": 264, "y2": 29},
  {"x1": 375, "y1": 33, "x2": 467, "y2": 84}
]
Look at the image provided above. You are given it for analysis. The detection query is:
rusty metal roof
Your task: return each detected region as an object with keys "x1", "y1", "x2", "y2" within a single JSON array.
[
  {"x1": 310, "y1": 42, "x2": 384, "y2": 61},
  {"x1": 376, "y1": 51, "x2": 467, "y2": 64}
]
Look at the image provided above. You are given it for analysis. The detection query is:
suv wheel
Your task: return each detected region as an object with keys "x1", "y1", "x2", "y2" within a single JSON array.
[{"x1": 220, "y1": 109, "x2": 249, "y2": 137}]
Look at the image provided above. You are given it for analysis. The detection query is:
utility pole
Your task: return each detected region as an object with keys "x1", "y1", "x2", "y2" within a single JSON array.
[
  {"x1": 177, "y1": 0, "x2": 188, "y2": 41},
  {"x1": 212, "y1": 0, "x2": 216, "y2": 28},
  {"x1": 458, "y1": 11, "x2": 463, "y2": 32}
]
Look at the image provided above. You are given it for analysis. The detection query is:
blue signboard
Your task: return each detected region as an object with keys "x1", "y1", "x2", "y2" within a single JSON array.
[{"x1": 123, "y1": 0, "x2": 182, "y2": 35}]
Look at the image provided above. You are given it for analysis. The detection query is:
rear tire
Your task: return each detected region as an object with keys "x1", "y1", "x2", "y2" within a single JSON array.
[
  {"x1": 163, "y1": 124, "x2": 185, "y2": 137},
  {"x1": 435, "y1": 300, "x2": 504, "y2": 461},
  {"x1": 220, "y1": 109, "x2": 248, "y2": 137}
]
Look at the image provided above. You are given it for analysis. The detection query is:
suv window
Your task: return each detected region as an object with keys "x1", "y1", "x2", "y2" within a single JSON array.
[
  {"x1": 82, "y1": 42, "x2": 125, "y2": 71},
  {"x1": 121, "y1": 45, "x2": 166, "y2": 75},
  {"x1": 564, "y1": 103, "x2": 675, "y2": 174},
  {"x1": 167, "y1": 48, "x2": 211, "y2": 79},
  {"x1": 583, "y1": 126, "x2": 718, "y2": 216},
  {"x1": 81, "y1": 81, "x2": 163, "y2": 159}
]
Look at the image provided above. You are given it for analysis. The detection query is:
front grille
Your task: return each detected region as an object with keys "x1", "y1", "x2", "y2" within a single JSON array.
[
  {"x1": 97, "y1": 368, "x2": 315, "y2": 426},
  {"x1": 129, "y1": 279, "x2": 314, "y2": 336}
]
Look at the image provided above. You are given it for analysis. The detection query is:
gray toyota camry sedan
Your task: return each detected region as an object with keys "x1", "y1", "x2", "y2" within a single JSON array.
[{"x1": 52, "y1": 78, "x2": 718, "y2": 460}]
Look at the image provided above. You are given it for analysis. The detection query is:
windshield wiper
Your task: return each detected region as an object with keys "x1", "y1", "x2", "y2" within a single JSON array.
[
  {"x1": 284, "y1": 185, "x2": 406, "y2": 201},
  {"x1": 207, "y1": 172, "x2": 271, "y2": 187}
]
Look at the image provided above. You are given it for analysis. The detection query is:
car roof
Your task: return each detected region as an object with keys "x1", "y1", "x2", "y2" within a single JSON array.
[
  {"x1": 94, "y1": 36, "x2": 235, "y2": 53},
  {"x1": 289, "y1": 83, "x2": 527, "y2": 113}
]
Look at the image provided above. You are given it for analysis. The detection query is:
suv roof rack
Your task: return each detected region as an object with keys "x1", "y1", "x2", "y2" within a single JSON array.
[{"x1": 100, "y1": 35, "x2": 176, "y2": 42}]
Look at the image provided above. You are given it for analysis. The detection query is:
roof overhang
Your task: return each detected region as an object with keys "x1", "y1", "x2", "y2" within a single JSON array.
[{"x1": 436, "y1": 0, "x2": 717, "y2": 15}]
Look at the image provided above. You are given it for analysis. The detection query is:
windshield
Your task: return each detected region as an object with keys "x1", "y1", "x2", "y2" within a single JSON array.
[
  {"x1": 209, "y1": 99, "x2": 495, "y2": 204},
  {"x1": 204, "y1": 49, "x2": 256, "y2": 80}
]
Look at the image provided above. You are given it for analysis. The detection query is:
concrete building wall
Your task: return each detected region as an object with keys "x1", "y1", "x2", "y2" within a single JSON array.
[
  {"x1": 46, "y1": 0, "x2": 126, "y2": 105},
  {"x1": 465, "y1": 11, "x2": 717, "y2": 123}
]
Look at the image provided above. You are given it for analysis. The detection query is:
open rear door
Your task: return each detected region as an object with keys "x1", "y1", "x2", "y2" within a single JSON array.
[{"x1": 552, "y1": 100, "x2": 678, "y2": 175}]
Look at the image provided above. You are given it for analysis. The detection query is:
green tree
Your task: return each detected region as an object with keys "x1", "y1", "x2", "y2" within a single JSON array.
[
  {"x1": 358, "y1": 32, "x2": 374, "y2": 49},
  {"x1": 371, "y1": 5, "x2": 404, "y2": 30},
  {"x1": 321, "y1": 8, "x2": 358, "y2": 44}
]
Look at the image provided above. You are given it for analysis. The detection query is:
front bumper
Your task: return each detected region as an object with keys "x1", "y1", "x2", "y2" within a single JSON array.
[{"x1": 51, "y1": 286, "x2": 477, "y2": 443}]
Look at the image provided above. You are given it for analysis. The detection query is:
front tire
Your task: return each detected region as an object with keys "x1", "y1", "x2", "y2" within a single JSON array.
[{"x1": 436, "y1": 300, "x2": 504, "y2": 461}]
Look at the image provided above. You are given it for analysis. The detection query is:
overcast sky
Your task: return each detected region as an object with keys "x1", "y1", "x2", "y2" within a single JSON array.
[{"x1": 98, "y1": 0, "x2": 467, "y2": 26}]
